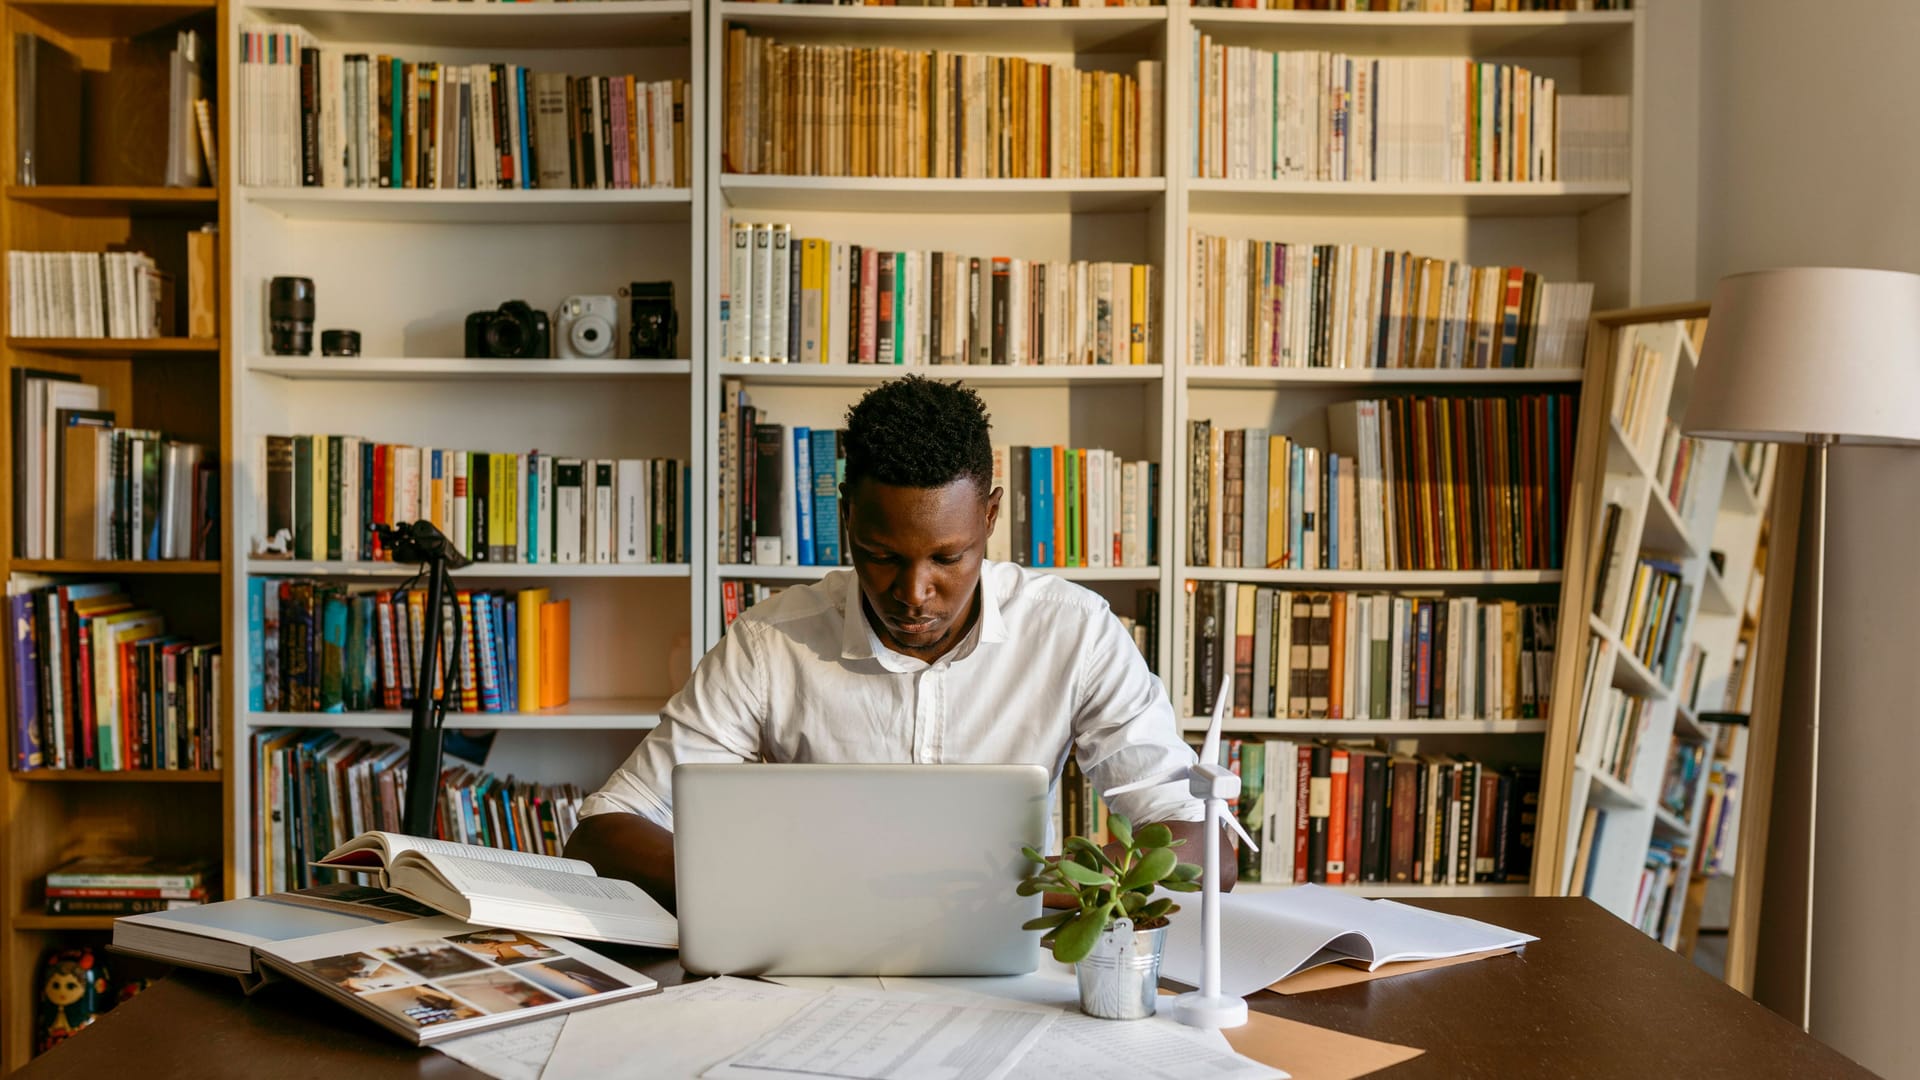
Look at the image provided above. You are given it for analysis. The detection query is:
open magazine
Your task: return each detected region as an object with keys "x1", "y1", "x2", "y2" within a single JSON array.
[
  {"x1": 1160, "y1": 884, "x2": 1537, "y2": 998},
  {"x1": 312, "y1": 831, "x2": 677, "y2": 949}
]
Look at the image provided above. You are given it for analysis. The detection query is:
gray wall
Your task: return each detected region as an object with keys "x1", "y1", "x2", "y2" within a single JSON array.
[{"x1": 1686, "y1": 2, "x2": 1920, "y2": 1075}]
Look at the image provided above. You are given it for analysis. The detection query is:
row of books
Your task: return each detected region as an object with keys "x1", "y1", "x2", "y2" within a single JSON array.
[
  {"x1": 1190, "y1": 1, "x2": 1628, "y2": 8},
  {"x1": 1635, "y1": 837, "x2": 1685, "y2": 943},
  {"x1": 239, "y1": 28, "x2": 689, "y2": 190},
  {"x1": 1231, "y1": 739, "x2": 1540, "y2": 886},
  {"x1": 247, "y1": 579, "x2": 572, "y2": 715},
  {"x1": 1187, "y1": 395, "x2": 1575, "y2": 573},
  {"x1": 723, "y1": 30, "x2": 1161, "y2": 179},
  {"x1": 251, "y1": 727, "x2": 587, "y2": 894},
  {"x1": 1611, "y1": 324, "x2": 1679, "y2": 467},
  {"x1": 1655, "y1": 419, "x2": 1705, "y2": 523},
  {"x1": 1572, "y1": 649, "x2": 1649, "y2": 784},
  {"x1": 42, "y1": 855, "x2": 214, "y2": 916},
  {"x1": 1186, "y1": 236, "x2": 1593, "y2": 371},
  {"x1": 1693, "y1": 761, "x2": 1737, "y2": 876},
  {"x1": 1183, "y1": 583, "x2": 1556, "y2": 722},
  {"x1": 15, "y1": 369, "x2": 216, "y2": 561},
  {"x1": 7, "y1": 576, "x2": 222, "y2": 773},
  {"x1": 7, "y1": 250, "x2": 172, "y2": 339},
  {"x1": 1618, "y1": 556, "x2": 1688, "y2": 683},
  {"x1": 255, "y1": 436, "x2": 690, "y2": 566},
  {"x1": 1190, "y1": 43, "x2": 1618, "y2": 183},
  {"x1": 993, "y1": 446, "x2": 1161, "y2": 570},
  {"x1": 721, "y1": 224, "x2": 1158, "y2": 366},
  {"x1": 1659, "y1": 736, "x2": 1705, "y2": 821},
  {"x1": 735, "y1": 0, "x2": 1162, "y2": 5}
]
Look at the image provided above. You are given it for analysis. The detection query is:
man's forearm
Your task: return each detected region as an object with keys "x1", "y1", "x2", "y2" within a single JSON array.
[
  {"x1": 563, "y1": 812, "x2": 679, "y2": 913},
  {"x1": 1163, "y1": 819, "x2": 1237, "y2": 892}
]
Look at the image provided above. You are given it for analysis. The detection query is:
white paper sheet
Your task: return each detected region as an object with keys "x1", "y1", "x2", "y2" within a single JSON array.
[
  {"x1": 1161, "y1": 885, "x2": 1536, "y2": 998},
  {"x1": 701, "y1": 986, "x2": 1057, "y2": 1080},
  {"x1": 762, "y1": 975, "x2": 887, "y2": 993},
  {"x1": 541, "y1": 978, "x2": 819, "y2": 1080},
  {"x1": 434, "y1": 1016, "x2": 566, "y2": 1080}
]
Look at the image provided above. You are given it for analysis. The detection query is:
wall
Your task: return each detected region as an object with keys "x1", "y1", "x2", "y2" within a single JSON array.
[{"x1": 1692, "y1": 2, "x2": 1920, "y2": 1076}]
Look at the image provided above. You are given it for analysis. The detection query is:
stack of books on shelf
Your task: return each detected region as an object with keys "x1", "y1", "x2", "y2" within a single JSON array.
[
  {"x1": 14, "y1": 370, "x2": 217, "y2": 561},
  {"x1": 1618, "y1": 555, "x2": 1687, "y2": 681},
  {"x1": 721, "y1": 224, "x2": 1158, "y2": 366},
  {"x1": 993, "y1": 445, "x2": 1158, "y2": 569},
  {"x1": 254, "y1": 437, "x2": 688, "y2": 566},
  {"x1": 733, "y1": 0, "x2": 1159, "y2": 6},
  {"x1": 1202, "y1": 737, "x2": 1539, "y2": 887},
  {"x1": 7, "y1": 251, "x2": 174, "y2": 338},
  {"x1": 7, "y1": 577, "x2": 222, "y2": 772},
  {"x1": 1655, "y1": 419, "x2": 1704, "y2": 522},
  {"x1": 1658, "y1": 737, "x2": 1705, "y2": 820},
  {"x1": 1186, "y1": 393, "x2": 1576, "y2": 572},
  {"x1": 1187, "y1": 1, "x2": 1630, "y2": 9},
  {"x1": 240, "y1": 28, "x2": 690, "y2": 190},
  {"x1": 721, "y1": 581, "x2": 789, "y2": 628},
  {"x1": 42, "y1": 856, "x2": 212, "y2": 917},
  {"x1": 1185, "y1": 239, "x2": 1592, "y2": 370},
  {"x1": 1182, "y1": 583, "x2": 1556, "y2": 721},
  {"x1": 1188, "y1": 38, "x2": 1626, "y2": 184},
  {"x1": 247, "y1": 580, "x2": 572, "y2": 715},
  {"x1": 250, "y1": 728, "x2": 588, "y2": 893},
  {"x1": 1611, "y1": 326, "x2": 1678, "y2": 461},
  {"x1": 1692, "y1": 761, "x2": 1737, "y2": 877},
  {"x1": 1573, "y1": 670, "x2": 1649, "y2": 785},
  {"x1": 1635, "y1": 837, "x2": 1684, "y2": 939},
  {"x1": 722, "y1": 30, "x2": 1161, "y2": 178}
]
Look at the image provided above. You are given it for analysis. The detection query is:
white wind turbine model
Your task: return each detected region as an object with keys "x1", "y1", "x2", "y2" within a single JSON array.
[{"x1": 1104, "y1": 678, "x2": 1254, "y2": 1029}]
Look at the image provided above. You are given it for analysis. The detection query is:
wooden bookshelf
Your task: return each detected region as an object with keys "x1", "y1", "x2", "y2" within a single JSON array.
[{"x1": 0, "y1": 0, "x2": 229, "y2": 1065}]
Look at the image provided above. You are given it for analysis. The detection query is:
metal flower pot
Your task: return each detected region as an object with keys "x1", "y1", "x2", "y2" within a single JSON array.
[{"x1": 1075, "y1": 918, "x2": 1167, "y2": 1020}]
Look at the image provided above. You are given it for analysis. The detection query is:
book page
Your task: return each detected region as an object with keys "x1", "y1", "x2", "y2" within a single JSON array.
[
  {"x1": 1238, "y1": 886, "x2": 1535, "y2": 968},
  {"x1": 1161, "y1": 894, "x2": 1369, "y2": 999},
  {"x1": 705, "y1": 987, "x2": 1057, "y2": 1080},
  {"x1": 319, "y1": 831, "x2": 593, "y2": 877},
  {"x1": 406, "y1": 853, "x2": 677, "y2": 947}
]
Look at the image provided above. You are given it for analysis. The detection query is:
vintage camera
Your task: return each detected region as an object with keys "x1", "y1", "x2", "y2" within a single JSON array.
[
  {"x1": 555, "y1": 294, "x2": 617, "y2": 360},
  {"x1": 465, "y1": 300, "x2": 550, "y2": 359},
  {"x1": 624, "y1": 281, "x2": 679, "y2": 359}
]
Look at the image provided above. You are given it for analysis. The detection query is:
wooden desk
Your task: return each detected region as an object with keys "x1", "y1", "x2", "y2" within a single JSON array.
[{"x1": 16, "y1": 899, "x2": 1870, "y2": 1078}]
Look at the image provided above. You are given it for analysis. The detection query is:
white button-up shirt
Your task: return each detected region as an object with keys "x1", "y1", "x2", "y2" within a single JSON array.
[{"x1": 581, "y1": 560, "x2": 1203, "y2": 830}]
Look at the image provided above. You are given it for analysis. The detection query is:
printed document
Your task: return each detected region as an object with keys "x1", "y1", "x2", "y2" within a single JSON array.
[{"x1": 702, "y1": 986, "x2": 1057, "y2": 1080}]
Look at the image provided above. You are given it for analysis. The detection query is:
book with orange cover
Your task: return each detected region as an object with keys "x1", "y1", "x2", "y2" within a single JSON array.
[{"x1": 538, "y1": 599, "x2": 570, "y2": 709}]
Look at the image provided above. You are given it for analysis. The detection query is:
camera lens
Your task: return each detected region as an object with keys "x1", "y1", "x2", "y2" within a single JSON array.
[
  {"x1": 485, "y1": 316, "x2": 525, "y2": 357},
  {"x1": 269, "y1": 276, "x2": 315, "y2": 356}
]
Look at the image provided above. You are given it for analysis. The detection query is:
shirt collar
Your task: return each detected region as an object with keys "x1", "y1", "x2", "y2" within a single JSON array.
[{"x1": 838, "y1": 562, "x2": 1009, "y2": 667}]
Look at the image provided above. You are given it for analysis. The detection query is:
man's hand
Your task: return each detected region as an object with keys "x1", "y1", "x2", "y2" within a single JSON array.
[
  {"x1": 1038, "y1": 818, "x2": 1236, "y2": 909},
  {"x1": 563, "y1": 812, "x2": 679, "y2": 913}
]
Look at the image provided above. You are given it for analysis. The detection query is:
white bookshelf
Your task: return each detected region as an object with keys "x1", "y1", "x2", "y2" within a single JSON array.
[{"x1": 224, "y1": 0, "x2": 705, "y2": 893}]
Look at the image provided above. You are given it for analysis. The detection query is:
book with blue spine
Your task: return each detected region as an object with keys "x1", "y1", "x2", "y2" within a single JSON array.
[
  {"x1": 502, "y1": 597, "x2": 518, "y2": 710},
  {"x1": 8, "y1": 585, "x2": 42, "y2": 770},
  {"x1": 474, "y1": 594, "x2": 502, "y2": 713},
  {"x1": 247, "y1": 578, "x2": 265, "y2": 711},
  {"x1": 794, "y1": 427, "x2": 814, "y2": 565},
  {"x1": 810, "y1": 429, "x2": 840, "y2": 567},
  {"x1": 1030, "y1": 447, "x2": 1053, "y2": 567}
]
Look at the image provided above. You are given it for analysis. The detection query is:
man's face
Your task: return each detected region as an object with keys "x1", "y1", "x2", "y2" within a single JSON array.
[{"x1": 842, "y1": 476, "x2": 1002, "y2": 663}]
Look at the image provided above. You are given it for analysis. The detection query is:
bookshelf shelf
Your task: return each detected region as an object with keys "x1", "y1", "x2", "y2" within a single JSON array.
[
  {"x1": 1183, "y1": 366, "x2": 1584, "y2": 389},
  {"x1": 1653, "y1": 806, "x2": 1689, "y2": 836},
  {"x1": 11, "y1": 913, "x2": 117, "y2": 933},
  {"x1": 12, "y1": 559, "x2": 220, "y2": 575},
  {"x1": 714, "y1": 1, "x2": 1165, "y2": 51},
  {"x1": 1186, "y1": 179, "x2": 1630, "y2": 218},
  {"x1": 1700, "y1": 563, "x2": 1736, "y2": 616},
  {"x1": 1589, "y1": 614, "x2": 1671, "y2": 701},
  {"x1": 10, "y1": 769, "x2": 222, "y2": 783},
  {"x1": 6, "y1": 337, "x2": 218, "y2": 356},
  {"x1": 1183, "y1": 718, "x2": 1548, "y2": 736},
  {"x1": 1673, "y1": 704, "x2": 1706, "y2": 741},
  {"x1": 1587, "y1": 765, "x2": 1648, "y2": 811},
  {"x1": 242, "y1": 186, "x2": 695, "y2": 225},
  {"x1": 716, "y1": 360, "x2": 1164, "y2": 388},
  {"x1": 1182, "y1": 567, "x2": 1563, "y2": 587},
  {"x1": 247, "y1": 357, "x2": 694, "y2": 381},
  {"x1": 720, "y1": 175, "x2": 1166, "y2": 215},
  {"x1": 721, "y1": 563, "x2": 1161, "y2": 584},
  {"x1": 5, "y1": 184, "x2": 217, "y2": 215},
  {"x1": 10, "y1": 0, "x2": 209, "y2": 37},
  {"x1": 1606, "y1": 416, "x2": 1657, "y2": 482},
  {"x1": 246, "y1": 560, "x2": 692, "y2": 580},
  {"x1": 1185, "y1": 8, "x2": 1633, "y2": 56},
  {"x1": 247, "y1": 0, "x2": 692, "y2": 47},
  {"x1": 1642, "y1": 486, "x2": 1699, "y2": 558},
  {"x1": 1235, "y1": 881, "x2": 1529, "y2": 898},
  {"x1": 245, "y1": 699, "x2": 665, "y2": 730}
]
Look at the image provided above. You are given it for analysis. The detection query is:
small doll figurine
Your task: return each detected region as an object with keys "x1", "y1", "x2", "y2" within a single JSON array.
[{"x1": 35, "y1": 947, "x2": 109, "y2": 1054}]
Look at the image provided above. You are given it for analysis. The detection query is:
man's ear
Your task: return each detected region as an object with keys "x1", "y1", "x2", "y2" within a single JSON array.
[{"x1": 985, "y1": 485, "x2": 1003, "y2": 537}]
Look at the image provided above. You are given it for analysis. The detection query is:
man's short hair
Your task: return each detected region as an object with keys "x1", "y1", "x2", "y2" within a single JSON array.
[{"x1": 842, "y1": 376, "x2": 994, "y2": 495}]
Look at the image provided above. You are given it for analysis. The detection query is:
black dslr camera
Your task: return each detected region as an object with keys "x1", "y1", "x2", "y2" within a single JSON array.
[
  {"x1": 465, "y1": 300, "x2": 551, "y2": 359},
  {"x1": 624, "y1": 281, "x2": 679, "y2": 359}
]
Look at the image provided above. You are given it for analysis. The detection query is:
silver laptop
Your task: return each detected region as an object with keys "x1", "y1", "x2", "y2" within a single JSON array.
[{"x1": 673, "y1": 763, "x2": 1049, "y2": 977}]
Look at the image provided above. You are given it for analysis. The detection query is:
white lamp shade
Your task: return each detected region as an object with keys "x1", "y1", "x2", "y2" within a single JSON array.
[{"x1": 1684, "y1": 267, "x2": 1920, "y2": 445}]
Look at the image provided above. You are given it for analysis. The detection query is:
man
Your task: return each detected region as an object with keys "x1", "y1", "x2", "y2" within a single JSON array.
[{"x1": 566, "y1": 376, "x2": 1231, "y2": 910}]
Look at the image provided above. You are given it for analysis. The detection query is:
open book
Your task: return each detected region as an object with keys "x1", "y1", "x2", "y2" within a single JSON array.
[
  {"x1": 1160, "y1": 884, "x2": 1536, "y2": 998},
  {"x1": 312, "y1": 831, "x2": 677, "y2": 950}
]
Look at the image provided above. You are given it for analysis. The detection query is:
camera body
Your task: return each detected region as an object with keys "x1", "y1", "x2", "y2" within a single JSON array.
[
  {"x1": 625, "y1": 281, "x2": 679, "y2": 359},
  {"x1": 465, "y1": 300, "x2": 551, "y2": 360},
  {"x1": 555, "y1": 294, "x2": 618, "y2": 360}
]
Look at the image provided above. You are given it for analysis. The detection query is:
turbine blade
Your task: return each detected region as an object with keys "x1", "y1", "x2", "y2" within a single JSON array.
[
  {"x1": 1201, "y1": 677, "x2": 1231, "y2": 764},
  {"x1": 1102, "y1": 770, "x2": 1187, "y2": 799},
  {"x1": 1221, "y1": 811, "x2": 1258, "y2": 852}
]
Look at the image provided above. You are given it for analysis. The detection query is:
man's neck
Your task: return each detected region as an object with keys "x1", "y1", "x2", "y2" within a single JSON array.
[{"x1": 862, "y1": 581, "x2": 982, "y2": 666}]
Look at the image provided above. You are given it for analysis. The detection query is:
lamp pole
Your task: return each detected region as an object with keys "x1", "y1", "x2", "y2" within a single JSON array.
[{"x1": 1802, "y1": 434, "x2": 1832, "y2": 1033}]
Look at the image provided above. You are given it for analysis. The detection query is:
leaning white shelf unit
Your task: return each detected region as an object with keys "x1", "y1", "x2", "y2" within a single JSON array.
[{"x1": 223, "y1": 0, "x2": 704, "y2": 892}]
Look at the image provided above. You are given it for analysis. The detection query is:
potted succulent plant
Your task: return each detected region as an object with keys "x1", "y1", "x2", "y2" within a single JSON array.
[{"x1": 1018, "y1": 814, "x2": 1203, "y2": 1020}]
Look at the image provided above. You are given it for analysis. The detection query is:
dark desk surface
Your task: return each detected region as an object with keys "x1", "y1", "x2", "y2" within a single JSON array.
[{"x1": 18, "y1": 898, "x2": 1871, "y2": 1079}]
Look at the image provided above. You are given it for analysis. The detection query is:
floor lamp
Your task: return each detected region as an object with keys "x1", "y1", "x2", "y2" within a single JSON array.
[{"x1": 1681, "y1": 267, "x2": 1920, "y2": 1032}]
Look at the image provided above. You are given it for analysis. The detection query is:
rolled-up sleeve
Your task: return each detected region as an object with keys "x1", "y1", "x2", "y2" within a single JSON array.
[
  {"x1": 1071, "y1": 607, "x2": 1203, "y2": 826},
  {"x1": 577, "y1": 620, "x2": 767, "y2": 829}
]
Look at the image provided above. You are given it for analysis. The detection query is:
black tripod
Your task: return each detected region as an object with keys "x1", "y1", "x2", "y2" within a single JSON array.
[{"x1": 371, "y1": 520, "x2": 470, "y2": 838}]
